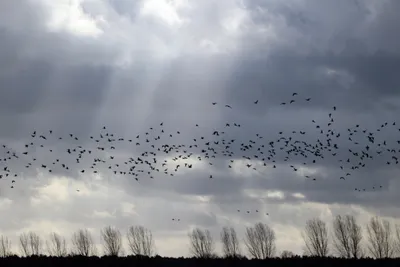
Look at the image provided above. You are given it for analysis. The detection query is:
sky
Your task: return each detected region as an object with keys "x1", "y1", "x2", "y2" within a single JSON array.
[{"x1": 1, "y1": 0, "x2": 400, "y2": 257}]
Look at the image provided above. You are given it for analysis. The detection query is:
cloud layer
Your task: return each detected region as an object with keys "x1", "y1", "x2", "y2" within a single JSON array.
[{"x1": 1, "y1": 0, "x2": 400, "y2": 257}]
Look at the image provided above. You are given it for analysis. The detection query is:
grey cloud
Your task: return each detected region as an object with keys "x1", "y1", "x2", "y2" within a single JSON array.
[{"x1": 0, "y1": 0, "x2": 400, "y2": 257}]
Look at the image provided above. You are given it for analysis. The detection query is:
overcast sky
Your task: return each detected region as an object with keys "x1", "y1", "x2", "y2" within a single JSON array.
[{"x1": 1, "y1": 0, "x2": 400, "y2": 257}]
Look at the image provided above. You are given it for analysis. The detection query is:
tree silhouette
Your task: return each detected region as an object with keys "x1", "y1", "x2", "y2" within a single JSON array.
[
  {"x1": 302, "y1": 218, "x2": 329, "y2": 257},
  {"x1": 4, "y1": 217, "x2": 400, "y2": 262},
  {"x1": 188, "y1": 228, "x2": 215, "y2": 258},
  {"x1": 244, "y1": 222, "x2": 276, "y2": 259},
  {"x1": 366, "y1": 216, "x2": 394, "y2": 258},
  {"x1": 19, "y1": 231, "x2": 42, "y2": 256},
  {"x1": 46, "y1": 232, "x2": 67, "y2": 257},
  {"x1": 101, "y1": 226, "x2": 123, "y2": 256},
  {"x1": 332, "y1": 215, "x2": 363, "y2": 258},
  {"x1": 71, "y1": 229, "x2": 97, "y2": 256},
  {"x1": 395, "y1": 224, "x2": 400, "y2": 256},
  {"x1": 19, "y1": 233, "x2": 29, "y2": 257},
  {"x1": 126, "y1": 225, "x2": 155, "y2": 256},
  {"x1": 281, "y1": 250, "x2": 295, "y2": 258},
  {"x1": 0, "y1": 235, "x2": 12, "y2": 257},
  {"x1": 220, "y1": 226, "x2": 241, "y2": 258}
]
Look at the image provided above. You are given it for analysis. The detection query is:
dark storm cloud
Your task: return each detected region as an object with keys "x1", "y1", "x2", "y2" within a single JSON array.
[
  {"x1": 365, "y1": 1, "x2": 400, "y2": 52},
  {"x1": 1, "y1": 0, "x2": 400, "y2": 256},
  {"x1": 0, "y1": 59, "x2": 53, "y2": 114},
  {"x1": 197, "y1": 0, "x2": 400, "y2": 209},
  {"x1": 0, "y1": 62, "x2": 112, "y2": 142},
  {"x1": 222, "y1": 51, "x2": 400, "y2": 116}
]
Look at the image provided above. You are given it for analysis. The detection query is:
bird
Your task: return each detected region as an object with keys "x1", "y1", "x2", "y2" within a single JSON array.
[{"x1": 0, "y1": 96, "x2": 395, "y2": 215}]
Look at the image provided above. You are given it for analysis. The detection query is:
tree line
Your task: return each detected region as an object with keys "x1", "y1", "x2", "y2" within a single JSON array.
[{"x1": 1, "y1": 215, "x2": 400, "y2": 259}]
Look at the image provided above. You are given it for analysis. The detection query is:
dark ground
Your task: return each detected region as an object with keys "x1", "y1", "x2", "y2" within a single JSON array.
[{"x1": 1, "y1": 255, "x2": 400, "y2": 267}]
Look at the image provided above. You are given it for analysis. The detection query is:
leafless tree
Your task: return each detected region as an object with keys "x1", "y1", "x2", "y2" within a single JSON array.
[
  {"x1": 280, "y1": 250, "x2": 295, "y2": 258},
  {"x1": 366, "y1": 216, "x2": 394, "y2": 258},
  {"x1": 188, "y1": 228, "x2": 215, "y2": 258},
  {"x1": 71, "y1": 229, "x2": 97, "y2": 256},
  {"x1": 302, "y1": 218, "x2": 329, "y2": 257},
  {"x1": 29, "y1": 232, "x2": 42, "y2": 256},
  {"x1": 0, "y1": 235, "x2": 12, "y2": 257},
  {"x1": 19, "y1": 233, "x2": 30, "y2": 256},
  {"x1": 244, "y1": 222, "x2": 276, "y2": 259},
  {"x1": 19, "y1": 231, "x2": 42, "y2": 256},
  {"x1": 395, "y1": 224, "x2": 400, "y2": 256},
  {"x1": 46, "y1": 232, "x2": 67, "y2": 257},
  {"x1": 101, "y1": 226, "x2": 123, "y2": 256},
  {"x1": 220, "y1": 226, "x2": 240, "y2": 258},
  {"x1": 126, "y1": 225, "x2": 155, "y2": 256},
  {"x1": 332, "y1": 215, "x2": 363, "y2": 258}
]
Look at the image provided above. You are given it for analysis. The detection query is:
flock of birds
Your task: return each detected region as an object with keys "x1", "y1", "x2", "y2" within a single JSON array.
[{"x1": 0, "y1": 92, "x2": 398, "y2": 216}]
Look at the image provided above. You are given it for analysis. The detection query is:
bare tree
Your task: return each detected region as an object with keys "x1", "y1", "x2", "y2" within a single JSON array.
[
  {"x1": 366, "y1": 216, "x2": 394, "y2": 258},
  {"x1": 46, "y1": 232, "x2": 67, "y2": 257},
  {"x1": 71, "y1": 229, "x2": 97, "y2": 256},
  {"x1": 302, "y1": 218, "x2": 329, "y2": 257},
  {"x1": 19, "y1": 233, "x2": 30, "y2": 256},
  {"x1": 0, "y1": 235, "x2": 12, "y2": 257},
  {"x1": 19, "y1": 232, "x2": 42, "y2": 256},
  {"x1": 281, "y1": 250, "x2": 295, "y2": 258},
  {"x1": 244, "y1": 222, "x2": 276, "y2": 259},
  {"x1": 126, "y1": 225, "x2": 155, "y2": 256},
  {"x1": 395, "y1": 224, "x2": 400, "y2": 256},
  {"x1": 29, "y1": 232, "x2": 42, "y2": 256},
  {"x1": 101, "y1": 226, "x2": 122, "y2": 256},
  {"x1": 220, "y1": 226, "x2": 240, "y2": 258},
  {"x1": 27, "y1": 232, "x2": 42, "y2": 256},
  {"x1": 332, "y1": 215, "x2": 363, "y2": 258},
  {"x1": 188, "y1": 228, "x2": 215, "y2": 258}
]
